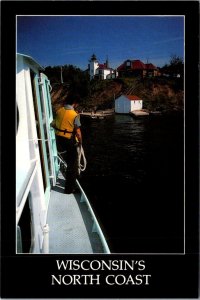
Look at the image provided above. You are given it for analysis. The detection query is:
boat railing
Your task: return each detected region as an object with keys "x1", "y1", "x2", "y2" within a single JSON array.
[
  {"x1": 56, "y1": 154, "x2": 110, "y2": 254},
  {"x1": 76, "y1": 180, "x2": 110, "y2": 254}
]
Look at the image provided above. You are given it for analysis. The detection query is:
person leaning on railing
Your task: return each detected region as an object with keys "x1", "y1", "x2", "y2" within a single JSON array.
[{"x1": 51, "y1": 93, "x2": 82, "y2": 194}]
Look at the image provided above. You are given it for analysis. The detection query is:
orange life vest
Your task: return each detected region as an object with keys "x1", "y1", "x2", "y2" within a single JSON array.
[{"x1": 55, "y1": 107, "x2": 78, "y2": 139}]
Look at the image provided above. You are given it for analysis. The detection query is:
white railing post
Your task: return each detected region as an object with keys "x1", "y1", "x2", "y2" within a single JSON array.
[{"x1": 42, "y1": 224, "x2": 49, "y2": 253}]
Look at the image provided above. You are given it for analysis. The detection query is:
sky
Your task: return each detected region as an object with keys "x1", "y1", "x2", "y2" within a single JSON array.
[{"x1": 17, "y1": 16, "x2": 184, "y2": 70}]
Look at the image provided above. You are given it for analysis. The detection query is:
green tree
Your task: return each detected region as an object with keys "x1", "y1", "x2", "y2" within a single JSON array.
[
  {"x1": 169, "y1": 55, "x2": 184, "y2": 77},
  {"x1": 44, "y1": 64, "x2": 90, "y2": 101},
  {"x1": 161, "y1": 55, "x2": 184, "y2": 77}
]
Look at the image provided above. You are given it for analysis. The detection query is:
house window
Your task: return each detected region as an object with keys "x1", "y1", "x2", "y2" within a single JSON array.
[{"x1": 126, "y1": 61, "x2": 131, "y2": 67}]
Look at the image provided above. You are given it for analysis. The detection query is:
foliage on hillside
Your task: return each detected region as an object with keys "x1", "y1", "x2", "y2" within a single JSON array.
[
  {"x1": 160, "y1": 55, "x2": 184, "y2": 78},
  {"x1": 44, "y1": 64, "x2": 184, "y2": 113},
  {"x1": 131, "y1": 77, "x2": 184, "y2": 111},
  {"x1": 81, "y1": 79, "x2": 123, "y2": 110},
  {"x1": 80, "y1": 76, "x2": 184, "y2": 112}
]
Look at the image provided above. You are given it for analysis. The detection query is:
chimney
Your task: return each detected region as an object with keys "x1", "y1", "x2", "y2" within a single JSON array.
[{"x1": 106, "y1": 56, "x2": 109, "y2": 68}]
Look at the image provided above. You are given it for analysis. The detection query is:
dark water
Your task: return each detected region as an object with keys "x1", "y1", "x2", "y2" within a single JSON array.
[{"x1": 79, "y1": 112, "x2": 184, "y2": 253}]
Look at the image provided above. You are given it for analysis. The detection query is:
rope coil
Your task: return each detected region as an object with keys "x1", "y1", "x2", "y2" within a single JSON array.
[
  {"x1": 58, "y1": 145, "x2": 87, "y2": 175},
  {"x1": 77, "y1": 145, "x2": 87, "y2": 175}
]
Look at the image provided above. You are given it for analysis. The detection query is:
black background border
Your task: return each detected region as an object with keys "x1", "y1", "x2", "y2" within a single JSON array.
[{"x1": 1, "y1": 1, "x2": 199, "y2": 298}]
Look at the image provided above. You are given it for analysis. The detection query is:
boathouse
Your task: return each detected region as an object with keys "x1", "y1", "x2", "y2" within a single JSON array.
[{"x1": 115, "y1": 94, "x2": 143, "y2": 114}]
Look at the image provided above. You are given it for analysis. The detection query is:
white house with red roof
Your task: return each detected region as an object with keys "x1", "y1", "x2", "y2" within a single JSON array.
[
  {"x1": 117, "y1": 59, "x2": 158, "y2": 77},
  {"x1": 88, "y1": 54, "x2": 117, "y2": 80},
  {"x1": 115, "y1": 94, "x2": 143, "y2": 114}
]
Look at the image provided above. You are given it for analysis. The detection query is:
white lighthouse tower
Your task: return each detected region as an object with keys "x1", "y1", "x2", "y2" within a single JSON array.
[{"x1": 89, "y1": 54, "x2": 99, "y2": 80}]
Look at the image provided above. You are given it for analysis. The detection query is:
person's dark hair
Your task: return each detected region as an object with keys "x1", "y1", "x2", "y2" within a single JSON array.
[{"x1": 65, "y1": 93, "x2": 80, "y2": 105}]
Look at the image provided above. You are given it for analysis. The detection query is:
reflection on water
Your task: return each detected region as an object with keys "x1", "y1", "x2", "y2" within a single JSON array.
[{"x1": 80, "y1": 112, "x2": 184, "y2": 253}]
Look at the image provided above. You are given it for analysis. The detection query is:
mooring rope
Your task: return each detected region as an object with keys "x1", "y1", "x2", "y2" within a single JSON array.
[{"x1": 77, "y1": 145, "x2": 87, "y2": 175}]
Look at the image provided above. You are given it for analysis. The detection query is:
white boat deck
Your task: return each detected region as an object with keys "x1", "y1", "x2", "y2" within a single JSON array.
[{"x1": 47, "y1": 172, "x2": 104, "y2": 254}]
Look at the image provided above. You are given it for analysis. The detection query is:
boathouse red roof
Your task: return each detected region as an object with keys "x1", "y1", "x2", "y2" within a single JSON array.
[{"x1": 125, "y1": 95, "x2": 142, "y2": 101}]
